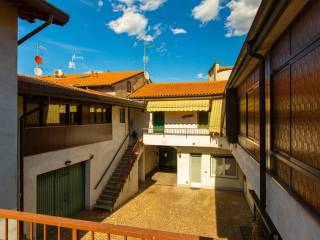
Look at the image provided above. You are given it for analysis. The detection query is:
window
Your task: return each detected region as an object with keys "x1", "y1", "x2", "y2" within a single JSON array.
[
  {"x1": 120, "y1": 108, "x2": 126, "y2": 123},
  {"x1": 69, "y1": 105, "x2": 80, "y2": 125},
  {"x1": 89, "y1": 107, "x2": 95, "y2": 123},
  {"x1": 211, "y1": 156, "x2": 237, "y2": 178},
  {"x1": 25, "y1": 102, "x2": 40, "y2": 126},
  {"x1": 198, "y1": 111, "x2": 209, "y2": 126},
  {"x1": 96, "y1": 107, "x2": 102, "y2": 123},
  {"x1": 45, "y1": 104, "x2": 66, "y2": 125},
  {"x1": 127, "y1": 81, "x2": 132, "y2": 92}
]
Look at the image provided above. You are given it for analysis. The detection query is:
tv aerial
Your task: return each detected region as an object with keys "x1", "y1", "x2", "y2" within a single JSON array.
[
  {"x1": 68, "y1": 53, "x2": 84, "y2": 70},
  {"x1": 34, "y1": 43, "x2": 46, "y2": 76}
]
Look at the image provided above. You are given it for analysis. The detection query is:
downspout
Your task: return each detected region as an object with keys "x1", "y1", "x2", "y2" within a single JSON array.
[
  {"x1": 18, "y1": 15, "x2": 53, "y2": 45},
  {"x1": 247, "y1": 42, "x2": 266, "y2": 213}
]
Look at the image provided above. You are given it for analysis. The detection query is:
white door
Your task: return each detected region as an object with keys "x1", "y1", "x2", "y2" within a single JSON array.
[{"x1": 190, "y1": 154, "x2": 202, "y2": 188}]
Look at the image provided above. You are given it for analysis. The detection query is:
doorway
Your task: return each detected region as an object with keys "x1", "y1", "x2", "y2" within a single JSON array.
[
  {"x1": 153, "y1": 112, "x2": 164, "y2": 133},
  {"x1": 159, "y1": 147, "x2": 177, "y2": 172},
  {"x1": 190, "y1": 153, "x2": 202, "y2": 188}
]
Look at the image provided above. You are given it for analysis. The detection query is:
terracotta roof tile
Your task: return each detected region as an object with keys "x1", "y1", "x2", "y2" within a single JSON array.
[
  {"x1": 129, "y1": 81, "x2": 227, "y2": 99},
  {"x1": 40, "y1": 70, "x2": 144, "y2": 87},
  {"x1": 18, "y1": 75, "x2": 144, "y2": 108}
]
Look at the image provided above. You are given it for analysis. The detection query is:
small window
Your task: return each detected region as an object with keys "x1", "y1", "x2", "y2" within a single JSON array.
[
  {"x1": 25, "y1": 102, "x2": 40, "y2": 126},
  {"x1": 96, "y1": 107, "x2": 102, "y2": 123},
  {"x1": 198, "y1": 111, "x2": 209, "y2": 126},
  {"x1": 120, "y1": 108, "x2": 126, "y2": 123},
  {"x1": 127, "y1": 81, "x2": 132, "y2": 93},
  {"x1": 45, "y1": 104, "x2": 66, "y2": 125},
  {"x1": 211, "y1": 156, "x2": 237, "y2": 178},
  {"x1": 89, "y1": 107, "x2": 95, "y2": 123},
  {"x1": 69, "y1": 105, "x2": 80, "y2": 125}
]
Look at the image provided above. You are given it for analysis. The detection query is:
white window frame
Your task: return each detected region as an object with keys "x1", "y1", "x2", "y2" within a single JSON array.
[{"x1": 210, "y1": 156, "x2": 238, "y2": 179}]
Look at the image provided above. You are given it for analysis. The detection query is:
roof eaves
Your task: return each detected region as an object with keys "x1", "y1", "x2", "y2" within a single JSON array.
[{"x1": 5, "y1": 0, "x2": 69, "y2": 26}]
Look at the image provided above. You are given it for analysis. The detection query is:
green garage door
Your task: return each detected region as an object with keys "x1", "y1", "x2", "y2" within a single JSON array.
[{"x1": 37, "y1": 162, "x2": 85, "y2": 218}]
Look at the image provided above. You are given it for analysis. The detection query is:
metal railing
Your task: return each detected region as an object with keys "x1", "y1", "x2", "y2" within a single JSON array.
[
  {"x1": 143, "y1": 128, "x2": 210, "y2": 136},
  {"x1": 0, "y1": 209, "x2": 212, "y2": 240},
  {"x1": 94, "y1": 134, "x2": 129, "y2": 190},
  {"x1": 110, "y1": 137, "x2": 144, "y2": 209}
]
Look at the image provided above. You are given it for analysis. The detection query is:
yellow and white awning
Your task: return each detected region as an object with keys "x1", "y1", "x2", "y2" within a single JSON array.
[
  {"x1": 147, "y1": 99, "x2": 210, "y2": 112},
  {"x1": 209, "y1": 98, "x2": 224, "y2": 133}
]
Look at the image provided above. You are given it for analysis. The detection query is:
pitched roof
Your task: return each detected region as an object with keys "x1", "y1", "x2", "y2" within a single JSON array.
[
  {"x1": 40, "y1": 70, "x2": 144, "y2": 87},
  {"x1": 18, "y1": 75, "x2": 144, "y2": 109},
  {"x1": 129, "y1": 81, "x2": 227, "y2": 99}
]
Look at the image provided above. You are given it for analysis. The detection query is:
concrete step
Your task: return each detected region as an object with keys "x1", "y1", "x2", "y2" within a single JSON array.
[
  {"x1": 100, "y1": 194, "x2": 114, "y2": 201},
  {"x1": 97, "y1": 199, "x2": 113, "y2": 206},
  {"x1": 95, "y1": 204, "x2": 112, "y2": 212}
]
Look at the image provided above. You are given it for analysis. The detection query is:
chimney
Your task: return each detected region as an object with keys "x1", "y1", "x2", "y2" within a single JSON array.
[{"x1": 53, "y1": 69, "x2": 64, "y2": 78}]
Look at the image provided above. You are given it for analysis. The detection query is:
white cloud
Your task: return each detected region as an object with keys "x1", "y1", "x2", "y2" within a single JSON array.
[
  {"x1": 108, "y1": 11, "x2": 148, "y2": 37},
  {"x1": 196, "y1": 73, "x2": 208, "y2": 79},
  {"x1": 225, "y1": 0, "x2": 261, "y2": 37},
  {"x1": 139, "y1": 0, "x2": 166, "y2": 11},
  {"x1": 170, "y1": 27, "x2": 187, "y2": 35},
  {"x1": 108, "y1": 0, "x2": 165, "y2": 42},
  {"x1": 192, "y1": 0, "x2": 220, "y2": 24}
]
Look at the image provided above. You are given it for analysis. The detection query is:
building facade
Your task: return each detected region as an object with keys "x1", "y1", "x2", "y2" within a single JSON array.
[
  {"x1": 130, "y1": 81, "x2": 244, "y2": 191},
  {"x1": 225, "y1": 0, "x2": 320, "y2": 239}
]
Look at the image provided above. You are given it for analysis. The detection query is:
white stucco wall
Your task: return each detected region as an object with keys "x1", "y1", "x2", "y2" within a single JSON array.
[
  {"x1": 23, "y1": 106, "x2": 129, "y2": 212},
  {"x1": 231, "y1": 143, "x2": 320, "y2": 240},
  {"x1": 164, "y1": 112, "x2": 198, "y2": 129},
  {"x1": 0, "y1": 3, "x2": 18, "y2": 211},
  {"x1": 114, "y1": 159, "x2": 139, "y2": 209},
  {"x1": 177, "y1": 150, "x2": 243, "y2": 190}
]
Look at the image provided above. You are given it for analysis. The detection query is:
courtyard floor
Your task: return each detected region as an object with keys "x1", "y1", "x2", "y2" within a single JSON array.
[{"x1": 77, "y1": 171, "x2": 253, "y2": 240}]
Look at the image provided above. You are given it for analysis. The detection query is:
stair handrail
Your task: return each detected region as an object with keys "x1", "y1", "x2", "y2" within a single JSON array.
[
  {"x1": 94, "y1": 133, "x2": 129, "y2": 190},
  {"x1": 110, "y1": 137, "x2": 143, "y2": 211}
]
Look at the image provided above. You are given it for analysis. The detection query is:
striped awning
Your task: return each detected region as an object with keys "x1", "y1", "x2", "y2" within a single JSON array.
[
  {"x1": 147, "y1": 100, "x2": 210, "y2": 112},
  {"x1": 209, "y1": 98, "x2": 224, "y2": 133}
]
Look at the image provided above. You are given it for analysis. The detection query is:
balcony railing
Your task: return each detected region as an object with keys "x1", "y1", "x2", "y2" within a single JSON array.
[
  {"x1": 143, "y1": 128, "x2": 210, "y2": 136},
  {"x1": 0, "y1": 209, "x2": 212, "y2": 240}
]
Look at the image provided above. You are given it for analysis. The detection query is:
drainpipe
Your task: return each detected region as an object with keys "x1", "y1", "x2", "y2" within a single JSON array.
[
  {"x1": 247, "y1": 42, "x2": 266, "y2": 213},
  {"x1": 18, "y1": 15, "x2": 53, "y2": 45}
]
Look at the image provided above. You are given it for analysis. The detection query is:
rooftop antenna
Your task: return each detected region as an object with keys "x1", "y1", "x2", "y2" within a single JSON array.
[
  {"x1": 68, "y1": 51, "x2": 84, "y2": 72},
  {"x1": 143, "y1": 42, "x2": 153, "y2": 73},
  {"x1": 34, "y1": 43, "x2": 46, "y2": 76}
]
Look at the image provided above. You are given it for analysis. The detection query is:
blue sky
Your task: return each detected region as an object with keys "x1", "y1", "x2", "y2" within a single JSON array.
[{"x1": 18, "y1": 0, "x2": 261, "y2": 83}]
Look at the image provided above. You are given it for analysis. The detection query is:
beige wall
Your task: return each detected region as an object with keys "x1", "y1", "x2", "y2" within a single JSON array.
[
  {"x1": 23, "y1": 106, "x2": 129, "y2": 212},
  {"x1": 114, "y1": 159, "x2": 139, "y2": 209},
  {"x1": 164, "y1": 112, "x2": 198, "y2": 129},
  {"x1": 144, "y1": 145, "x2": 158, "y2": 175},
  {"x1": 131, "y1": 108, "x2": 149, "y2": 136}
]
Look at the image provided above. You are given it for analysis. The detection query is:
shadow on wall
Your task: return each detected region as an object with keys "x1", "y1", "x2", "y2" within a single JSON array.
[{"x1": 215, "y1": 189, "x2": 253, "y2": 240}]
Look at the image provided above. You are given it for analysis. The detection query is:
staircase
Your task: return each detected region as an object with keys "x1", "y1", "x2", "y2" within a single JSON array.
[{"x1": 95, "y1": 139, "x2": 142, "y2": 212}]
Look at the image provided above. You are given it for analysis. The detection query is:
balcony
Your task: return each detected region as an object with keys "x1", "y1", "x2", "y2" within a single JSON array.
[
  {"x1": 142, "y1": 128, "x2": 229, "y2": 149},
  {"x1": 0, "y1": 209, "x2": 212, "y2": 240}
]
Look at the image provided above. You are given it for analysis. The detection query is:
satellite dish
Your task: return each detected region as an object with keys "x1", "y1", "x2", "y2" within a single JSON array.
[
  {"x1": 34, "y1": 67, "x2": 43, "y2": 76},
  {"x1": 144, "y1": 71, "x2": 150, "y2": 81}
]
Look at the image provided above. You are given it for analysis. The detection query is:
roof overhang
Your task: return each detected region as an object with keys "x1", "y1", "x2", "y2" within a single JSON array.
[
  {"x1": 18, "y1": 76, "x2": 145, "y2": 109},
  {"x1": 4, "y1": 0, "x2": 69, "y2": 25},
  {"x1": 227, "y1": 0, "x2": 309, "y2": 88}
]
